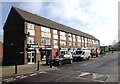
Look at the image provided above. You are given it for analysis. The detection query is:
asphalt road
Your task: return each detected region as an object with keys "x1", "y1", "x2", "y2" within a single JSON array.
[{"x1": 3, "y1": 52, "x2": 119, "y2": 83}]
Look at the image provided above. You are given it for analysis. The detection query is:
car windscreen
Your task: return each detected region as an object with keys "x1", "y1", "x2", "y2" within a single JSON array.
[
  {"x1": 56, "y1": 55, "x2": 64, "y2": 58},
  {"x1": 73, "y1": 51, "x2": 82, "y2": 55}
]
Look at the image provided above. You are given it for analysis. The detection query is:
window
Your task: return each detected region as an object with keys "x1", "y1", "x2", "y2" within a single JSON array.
[
  {"x1": 41, "y1": 26, "x2": 50, "y2": 33},
  {"x1": 60, "y1": 41, "x2": 66, "y2": 46},
  {"x1": 73, "y1": 35, "x2": 75, "y2": 38},
  {"x1": 54, "y1": 40, "x2": 58, "y2": 46},
  {"x1": 82, "y1": 43, "x2": 84, "y2": 47},
  {"x1": 27, "y1": 37, "x2": 35, "y2": 44},
  {"x1": 85, "y1": 43, "x2": 87, "y2": 47},
  {"x1": 60, "y1": 31, "x2": 66, "y2": 36},
  {"x1": 69, "y1": 41, "x2": 72, "y2": 46},
  {"x1": 41, "y1": 38, "x2": 51, "y2": 45},
  {"x1": 69, "y1": 33, "x2": 71, "y2": 37},
  {"x1": 53, "y1": 29, "x2": 58, "y2": 35},
  {"x1": 78, "y1": 36, "x2": 81, "y2": 40},
  {"x1": 73, "y1": 42, "x2": 76, "y2": 47},
  {"x1": 78, "y1": 42, "x2": 81, "y2": 47},
  {"x1": 27, "y1": 23, "x2": 34, "y2": 30}
]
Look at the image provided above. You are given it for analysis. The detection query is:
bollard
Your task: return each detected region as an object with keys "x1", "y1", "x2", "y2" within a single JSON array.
[
  {"x1": 37, "y1": 60, "x2": 40, "y2": 71},
  {"x1": 50, "y1": 59, "x2": 52, "y2": 68},
  {"x1": 15, "y1": 62, "x2": 17, "y2": 74}
]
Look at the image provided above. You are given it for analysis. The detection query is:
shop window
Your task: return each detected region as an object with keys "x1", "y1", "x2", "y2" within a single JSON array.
[
  {"x1": 41, "y1": 38, "x2": 51, "y2": 45},
  {"x1": 60, "y1": 41, "x2": 66, "y2": 46},
  {"x1": 27, "y1": 23, "x2": 34, "y2": 30},
  {"x1": 41, "y1": 26, "x2": 50, "y2": 33},
  {"x1": 54, "y1": 40, "x2": 58, "y2": 46}
]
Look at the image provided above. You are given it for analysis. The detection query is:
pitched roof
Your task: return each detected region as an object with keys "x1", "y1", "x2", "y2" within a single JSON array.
[{"x1": 13, "y1": 6, "x2": 99, "y2": 41}]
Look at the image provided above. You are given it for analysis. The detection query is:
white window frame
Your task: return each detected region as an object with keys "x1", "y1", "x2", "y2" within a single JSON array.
[
  {"x1": 27, "y1": 23, "x2": 34, "y2": 30},
  {"x1": 60, "y1": 31, "x2": 66, "y2": 36},
  {"x1": 69, "y1": 41, "x2": 72, "y2": 46},
  {"x1": 41, "y1": 38, "x2": 51, "y2": 45},
  {"x1": 54, "y1": 40, "x2": 58, "y2": 46},
  {"x1": 41, "y1": 26, "x2": 50, "y2": 33},
  {"x1": 53, "y1": 29, "x2": 58, "y2": 35},
  {"x1": 60, "y1": 41, "x2": 66, "y2": 46}
]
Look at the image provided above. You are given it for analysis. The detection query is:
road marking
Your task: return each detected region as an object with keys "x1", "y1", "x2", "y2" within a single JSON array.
[
  {"x1": 79, "y1": 72, "x2": 90, "y2": 77},
  {"x1": 19, "y1": 76, "x2": 27, "y2": 79},
  {"x1": 29, "y1": 73, "x2": 37, "y2": 76},
  {"x1": 16, "y1": 75, "x2": 24, "y2": 78},
  {"x1": 56, "y1": 73, "x2": 74, "y2": 81},
  {"x1": 3, "y1": 78, "x2": 16, "y2": 82},
  {"x1": 92, "y1": 73, "x2": 103, "y2": 79},
  {"x1": 39, "y1": 71, "x2": 46, "y2": 74}
]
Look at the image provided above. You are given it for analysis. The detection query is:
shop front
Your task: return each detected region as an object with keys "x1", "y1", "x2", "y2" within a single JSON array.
[
  {"x1": 27, "y1": 44, "x2": 39, "y2": 64},
  {"x1": 60, "y1": 48, "x2": 67, "y2": 55}
]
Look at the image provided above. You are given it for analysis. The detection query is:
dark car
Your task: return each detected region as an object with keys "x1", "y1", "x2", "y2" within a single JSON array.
[{"x1": 52, "y1": 54, "x2": 73, "y2": 66}]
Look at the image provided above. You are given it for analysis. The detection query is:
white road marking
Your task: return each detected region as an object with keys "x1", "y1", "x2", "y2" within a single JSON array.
[
  {"x1": 56, "y1": 73, "x2": 74, "y2": 81},
  {"x1": 39, "y1": 71, "x2": 46, "y2": 74},
  {"x1": 4, "y1": 78, "x2": 16, "y2": 82},
  {"x1": 29, "y1": 73, "x2": 37, "y2": 76},
  {"x1": 16, "y1": 75, "x2": 24, "y2": 78},
  {"x1": 79, "y1": 72, "x2": 90, "y2": 77},
  {"x1": 19, "y1": 76, "x2": 27, "y2": 79},
  {"x1": 92, "y1": 73, "x2": 103, "y2": 79}
]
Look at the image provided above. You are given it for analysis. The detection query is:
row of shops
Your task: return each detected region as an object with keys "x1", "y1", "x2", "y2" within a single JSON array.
[{"x1": 27, "y1": 44, "x2": 78, "y2": 64}]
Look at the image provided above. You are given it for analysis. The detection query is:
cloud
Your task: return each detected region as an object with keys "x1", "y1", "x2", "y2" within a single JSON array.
[{"x1": 2, "y1": 0, "x2": 119, "y2": 45}]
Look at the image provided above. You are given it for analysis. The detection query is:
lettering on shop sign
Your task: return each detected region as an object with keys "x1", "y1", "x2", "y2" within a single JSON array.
[{"x1": 27, "y1": 44, "x2": 39, "y2": 48}]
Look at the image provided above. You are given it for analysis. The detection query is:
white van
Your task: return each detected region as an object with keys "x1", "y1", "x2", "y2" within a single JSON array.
[{"x1": 73, "y1": 49, "x2": 91, "y2": 61}]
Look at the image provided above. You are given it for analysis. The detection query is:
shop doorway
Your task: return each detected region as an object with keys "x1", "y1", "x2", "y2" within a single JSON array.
[
  {"x1": 41, "y1": 50, "x2": 52, "y2": 61},
  {"x1": 27, "y1": 51, "x2": 35, "y2": 64}
]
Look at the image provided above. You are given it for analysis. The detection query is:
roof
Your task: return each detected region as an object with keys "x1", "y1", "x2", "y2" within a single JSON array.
[{"x1": 12, "y1": 6, "x2": 99, "y2": 41}]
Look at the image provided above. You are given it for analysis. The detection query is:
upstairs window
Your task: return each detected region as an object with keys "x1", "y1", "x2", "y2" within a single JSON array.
[
  {"x1": 41, "y1": 26, "x2": 50, "y2": 33},
  {"x1": 60, "y1": 31, "x2": 66, "y2": 36},
  {"x1": 54, "y1": 40, "x2": 58, "y2": 46},
  {"x1": 27, "y1": 23, "x2": 34, "y2": 30},
  {"x1": 73, "y1": 35, "x2": 75, "y2": 38},
  {"x1": 53, "y1": 29, "x2": 58, "y2": 35},
  {"x1": 69, "y1": 33, "x2": 71, "y2": 38},
  {"x1": 60, "y1": 41, "x2": 66, "y2": 46}
]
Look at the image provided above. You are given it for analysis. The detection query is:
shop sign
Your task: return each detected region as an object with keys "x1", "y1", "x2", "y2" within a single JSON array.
[
  {"x1": 45, "y1": 45, "x2": 51, "y2": 48},
  {"x1": 61, "y1": 48, "x2": 67, "y2": 50},
  {"x1": 28, "y1": 44, "x2": 39, "y2": 48}
]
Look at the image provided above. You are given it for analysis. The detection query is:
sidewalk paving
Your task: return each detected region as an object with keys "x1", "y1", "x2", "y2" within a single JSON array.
[{"x1": 1, "y1": 61, "x2": 57, "y2": 79}]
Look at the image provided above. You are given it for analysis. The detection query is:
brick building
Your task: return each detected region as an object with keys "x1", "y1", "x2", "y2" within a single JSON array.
[{"x1": 3, "y1": 6, "x2": 100, "y2": 65}]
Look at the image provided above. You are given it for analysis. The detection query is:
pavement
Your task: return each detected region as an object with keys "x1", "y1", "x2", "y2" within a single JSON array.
[
  {"x1": 6, "y1": 52, "x2": 118, "y2": 83},
  {"x1": 1, "y1": 61, "x2": 57, "y2": 79}
]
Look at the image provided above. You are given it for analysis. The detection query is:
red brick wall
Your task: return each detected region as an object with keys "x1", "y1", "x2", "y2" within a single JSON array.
[{"x1": 0, "y1": 42, "x2": 3, "y2": 61}]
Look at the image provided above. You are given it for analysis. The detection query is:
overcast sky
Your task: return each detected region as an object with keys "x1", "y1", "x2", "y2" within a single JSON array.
[{"x1": 0, "y1": 0, "x2": 119, "y2": 46}]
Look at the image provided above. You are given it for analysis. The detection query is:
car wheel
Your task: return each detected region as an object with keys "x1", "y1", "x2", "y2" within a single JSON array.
[
  {"x1": 70, "y1": 60, "x2": 73, "y2": 64},
  {"x1": 59, "y1": 61, "x2": 62, "y2": 66},
  {"x1": 87, "y1": 57, "x2": 89, "y2": 60}
]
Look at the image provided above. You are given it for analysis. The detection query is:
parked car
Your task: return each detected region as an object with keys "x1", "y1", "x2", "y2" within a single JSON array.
[
  {"x1": 52, "y1": 54, "x2": 73, "y2": 66},
  {"x1": 73, "y1": 50, "x2": 90, "y2": 61}
]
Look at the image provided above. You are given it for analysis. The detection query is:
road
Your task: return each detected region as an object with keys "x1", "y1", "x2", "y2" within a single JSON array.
[{"x1": 3, "y1": 52, "x2": 119, "y2": 83}]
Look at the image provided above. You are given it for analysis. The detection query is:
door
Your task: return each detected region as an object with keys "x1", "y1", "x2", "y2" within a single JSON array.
[{"x1": 27, "y1": 51, "x2": 35, "y2": 64}]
